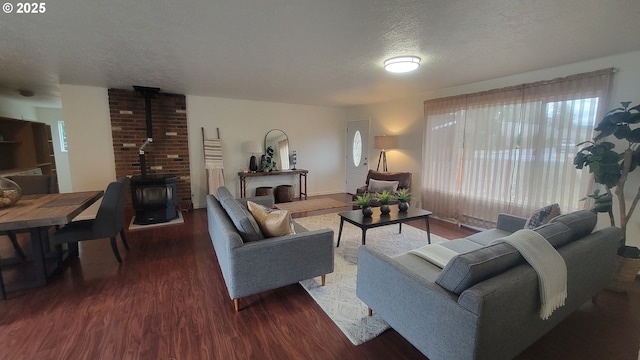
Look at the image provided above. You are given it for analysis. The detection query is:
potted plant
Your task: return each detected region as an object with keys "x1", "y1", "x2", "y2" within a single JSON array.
[
  {"x1": 353, "y1": 194, "x2": 373, "y2": 217},
  {"x1": 573, "y1": 101, "x2": 640, "y2": 291},
  {"x1": 261, "y1": 146, "x2": 277, "y2": 172},
  {"x1": 396, "y1": 188, "x2": 412, "y2": 212},
  {"x1": 376, "y1": 190, "x2": 393, "y2": 215}
]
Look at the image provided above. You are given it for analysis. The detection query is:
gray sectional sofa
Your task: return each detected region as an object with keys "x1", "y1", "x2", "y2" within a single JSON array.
[
  {"x1": 357, "y1": 210, "x2": 622, "y2": 360},
  {"x1": 207, "y1": 186, "x2": 334, "y2": 311}
]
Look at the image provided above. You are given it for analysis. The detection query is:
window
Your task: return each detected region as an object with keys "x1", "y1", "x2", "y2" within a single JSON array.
[
  {"x1": 353, "y1": 130, "x2": 362, "y2": 167},
  {"x1": 58, "y1": 121, "x2": 67, "y2": 152},
  {"x1": 422, "y1": 69, "x2": 613, "y2": 228}
]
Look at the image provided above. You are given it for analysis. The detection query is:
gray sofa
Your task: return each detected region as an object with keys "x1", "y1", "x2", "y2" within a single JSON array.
[
  {"x1": 207, "y1": 186, "x2": 334, "y2": 311},
  {"x1": 357, "y1": 210, "x2": 622, "y2": 360}
]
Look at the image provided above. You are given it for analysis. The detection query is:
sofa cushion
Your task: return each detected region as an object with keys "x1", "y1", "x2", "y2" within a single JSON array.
[
  {"x1": 435, "y1": 221, "x2": 573, "y2": 295},
  {"x1": 217, "y1": 190, "x2": 264, "y2": 242},
  {"x1": 367, "y1": 179, "x2": 399, "y2": 193},
  {"x1": 549, "y1": 210, "x2": 597, "y2": 241},
  {"x1": 524, "y1": 203, "x2": 561, "y2": 229},
  {"x1": 215, "y1": 186, "x2": 234, "y2": 202},
  {"x1": 465, "y1": 228, "x2": 512, "y2": 246},
  {"x1": 247, "y1": 201, "x2": 295, "y2": 237},
  {"x1": 440, "y1": 238, "x2": 483, "y2": 253},
  {"x1": 435, "y1": 242, "x2": 521, "y2": 295},
  {"x1": 533, "y1": 221, "x2": 573, "y2": 248}
]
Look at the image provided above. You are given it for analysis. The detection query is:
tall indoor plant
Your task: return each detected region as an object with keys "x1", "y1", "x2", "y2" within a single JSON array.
[{"x1": 573, "y1": 101, "x2": 640, "y2": 289}]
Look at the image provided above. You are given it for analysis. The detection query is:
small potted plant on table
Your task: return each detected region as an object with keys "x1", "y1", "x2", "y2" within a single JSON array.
[
  {"x1": 396, "y1": 188, "x2": 412, "y2": 212},
  {"x1": 376, "y1": 190, "x2": 393, "y2": 215},
  {"x1": 353, "y1": 194, "x2": 373, "y2": 217}
]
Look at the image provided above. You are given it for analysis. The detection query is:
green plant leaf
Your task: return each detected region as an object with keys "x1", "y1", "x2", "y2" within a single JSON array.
[
  {"x1": 605, "y1": 106, "x2": 626, "y2": 115},
  {"x1": 614, "y1": 124, "x2": 632, "y2": 139},
  {"x1": 594, "y1": 121, "x2": 617, "y2": 140},
  {"x1": 629, "y1": 128, "x2": 640, "y2": 143},
  {"x1": 600, "y1": 142, "x2": 616, "y2": 150},
  {"x1": 630, "y1": 149, "x2": 640, "y2": 172},
  {"x1": 573, "y1": 152, "x2": 587, "y2": 168},
  {"x1": 627, "y1": 113, "x2": 640, "y2": 124}
]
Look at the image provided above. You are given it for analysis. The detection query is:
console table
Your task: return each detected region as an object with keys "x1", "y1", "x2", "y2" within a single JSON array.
[{"x1": 238, "y1": 169, "x2": 308, "y2": 199}]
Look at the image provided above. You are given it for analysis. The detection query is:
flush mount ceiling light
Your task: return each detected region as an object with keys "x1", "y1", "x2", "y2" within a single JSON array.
[{"x1": 384, "y1": 56, "x2": 421, "y2": 73}]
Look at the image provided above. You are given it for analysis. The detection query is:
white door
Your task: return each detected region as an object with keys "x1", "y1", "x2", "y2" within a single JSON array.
[{"x1": 346, "y1": 120, "x2": 369, "y2": 194}]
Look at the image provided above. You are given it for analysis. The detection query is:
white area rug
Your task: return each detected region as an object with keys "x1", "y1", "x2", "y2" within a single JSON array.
[{"x1": 296, "y1": 213, "x2": 446, "y2": 345}]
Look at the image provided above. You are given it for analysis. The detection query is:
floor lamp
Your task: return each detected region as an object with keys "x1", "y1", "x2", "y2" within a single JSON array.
[{"x1": 374, "y1": 135, "x2": 397, "y2": 172}]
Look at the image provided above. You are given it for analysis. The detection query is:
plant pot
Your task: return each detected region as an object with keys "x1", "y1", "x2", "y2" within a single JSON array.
[
  {"x1": 362, "y1": 206, "x2": 373, "y2": 217},
  {"x1": 398, "y1": 201, "x2": 409, "y2": 212},
  {"x1": 380, "y1": 204, "x2": 391, "y2": 215},
  {"x1": 607, "y1": 254, "x2": 640, "y2": 293}
]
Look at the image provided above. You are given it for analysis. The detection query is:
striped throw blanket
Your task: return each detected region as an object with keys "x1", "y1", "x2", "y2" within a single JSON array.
[{"x1": 204, "y1": 138, "x2": 224, "y2": 193}]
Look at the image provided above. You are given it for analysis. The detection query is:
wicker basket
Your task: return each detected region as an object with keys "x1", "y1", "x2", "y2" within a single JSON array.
[
  {"x1": 607, "y1": 255, "x2": 640, "y2": 292},
  {"x1": 255, "y1": 187, "x2": 273, "y2": 197},
  {"x1": 275, "y1": 185, "x2": 294, "y2": 203}
]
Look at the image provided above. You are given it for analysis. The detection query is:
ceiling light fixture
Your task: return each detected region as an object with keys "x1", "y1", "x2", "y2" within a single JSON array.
[{"x1": 384, "y1": 56, "x2": 421, "y2": 73}]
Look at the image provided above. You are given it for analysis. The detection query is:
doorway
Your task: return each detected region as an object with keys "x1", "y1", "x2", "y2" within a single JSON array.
[{"x1": 346, "y1": 119, "x2": 370, "y2": 194}]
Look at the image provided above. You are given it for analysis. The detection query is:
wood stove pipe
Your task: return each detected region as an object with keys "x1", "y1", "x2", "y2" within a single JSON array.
[{"x1": 133, "y1": 86, "x2": 160, "y2": 177}]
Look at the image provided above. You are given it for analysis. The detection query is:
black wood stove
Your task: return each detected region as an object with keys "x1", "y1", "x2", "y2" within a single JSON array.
[{"x1": 131, "y1": 175, "x2": 178, "y2": 225}]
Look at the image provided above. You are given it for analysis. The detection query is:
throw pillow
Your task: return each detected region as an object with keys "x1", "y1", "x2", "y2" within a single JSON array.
[
  {"x1": 367, "y1": 179, "x2": 399, "y2": 193},
  {"x1": 247, "y1": 201, "x2": 295, "y2": 238},
  {"x1": 524, "y1": 203, "x2": 561, "y2": 229}
]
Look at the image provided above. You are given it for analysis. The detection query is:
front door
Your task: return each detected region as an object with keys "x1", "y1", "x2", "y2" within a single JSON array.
[{"x1": 346, "y1": 120, "x2": 370, "y2": 194}]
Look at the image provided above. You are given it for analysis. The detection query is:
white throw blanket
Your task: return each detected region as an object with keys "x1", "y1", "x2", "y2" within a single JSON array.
[
  {"x1": 408, "y1": 244, "x2": 459, "y2": 268},
  {"x1": 491, "y1": 229, "x2": 567, "y2": 320}
]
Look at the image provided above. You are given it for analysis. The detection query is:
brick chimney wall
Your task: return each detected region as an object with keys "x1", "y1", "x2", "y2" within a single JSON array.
[{"x1": 108, "y1": 88, "x2": 191, "y2": 209}]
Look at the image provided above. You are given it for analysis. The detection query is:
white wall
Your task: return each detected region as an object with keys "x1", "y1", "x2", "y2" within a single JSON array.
[
  {"x1": 59, "y1": 85, "x2": 116, "y2": 191},
  {"x1": 346, "y1": 50, "x2": 640, "y2": 248},
  {"x1": 0, "y1": 97, "x2": 38, "y2": 120},
  {"x1": 187, "y1": 95, "x2": 347, "y2": 208}
]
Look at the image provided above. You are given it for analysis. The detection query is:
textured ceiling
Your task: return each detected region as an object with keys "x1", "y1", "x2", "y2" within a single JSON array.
[{"x1": 1, "y1": 0, "x2": 640, "y2": 108}]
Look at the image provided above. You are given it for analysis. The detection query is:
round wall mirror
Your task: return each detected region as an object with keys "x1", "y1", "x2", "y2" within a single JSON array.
[{"x1": 264, "y1": 129, "x2": 290, "y2": 170}]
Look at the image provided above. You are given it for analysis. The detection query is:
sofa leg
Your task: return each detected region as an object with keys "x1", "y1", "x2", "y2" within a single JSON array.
[
  {"x1": 233, "y1": 298, "x2": 240, "y2": 312},
  {"x1": 368, "y1": 307, "x2": 373, "y2": 316},
  {"x1": 321, "y1": 274, "x2": 326, "y2": 286}
]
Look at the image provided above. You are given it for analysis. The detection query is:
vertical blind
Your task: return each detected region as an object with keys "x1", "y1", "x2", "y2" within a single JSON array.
[{"x1": 422, "y1": 68, "x2": 614, "y2": 228}]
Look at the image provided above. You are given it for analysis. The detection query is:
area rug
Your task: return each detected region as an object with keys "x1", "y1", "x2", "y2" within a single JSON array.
[
  {"x1": 295, "y1": 213, "x2": 447, "y2": 345},
  {"x1": 275, "y1": 198, "x2": 348, "y2": 214}
]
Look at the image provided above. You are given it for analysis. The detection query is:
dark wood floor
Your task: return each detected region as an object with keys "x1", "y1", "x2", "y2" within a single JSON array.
[{"x1": 0, "y1": 193, "x2": 638, "y2": 359}]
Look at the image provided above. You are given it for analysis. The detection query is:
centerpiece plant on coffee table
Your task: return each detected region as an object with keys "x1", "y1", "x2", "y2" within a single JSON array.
[
  {"x1": 353, "y1": 193, "x2": 373, "y2": 217},
  {"x1": 376, "y1": 190, "x2": 393, "y2": 215},
  {"x1": 573, "y1": 101, "x2": 640, "y2": 290},
  {"x1": 396, "y1": 188, "x2": 412, "y2": 212}
]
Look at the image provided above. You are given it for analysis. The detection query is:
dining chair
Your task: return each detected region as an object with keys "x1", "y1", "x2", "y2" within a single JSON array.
[
  {"x1": 1, "y1": 175, "x2": 59, "y2": 260},
  {"x1": 53, "y1": 179, "x2": 130, "y2": 264}
]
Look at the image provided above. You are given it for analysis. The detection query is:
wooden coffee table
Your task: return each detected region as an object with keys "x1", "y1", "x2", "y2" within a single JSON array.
[{"x1": 336, "y1": 207, "x2": 432, "y2": 247}]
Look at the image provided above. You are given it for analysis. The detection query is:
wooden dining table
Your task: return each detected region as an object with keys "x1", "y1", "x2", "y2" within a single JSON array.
[{"x1": 0, "y1": 190, "x2": 104, "y2": 290}]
